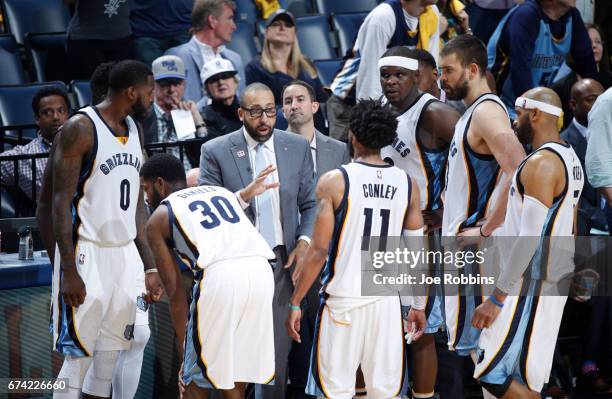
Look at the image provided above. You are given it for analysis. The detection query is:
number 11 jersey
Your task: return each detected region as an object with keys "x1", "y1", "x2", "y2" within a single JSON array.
[
  {"x1": 322, "y1": 162, "x2": 410, "y2": 298},
  {"x1": 74, "y1": 106, "x2": 142, "y2": 246}
]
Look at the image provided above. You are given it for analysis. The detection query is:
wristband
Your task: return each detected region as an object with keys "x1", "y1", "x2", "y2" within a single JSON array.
[
  {"x1": 489, "y1": 295, "x2": 504, "y2": 308},
  {"x1": 289, "y1": 304, "x2": 300, "y2": 311},
  {"x1": 145, "y1": 268, "x2": 158, "y2": 275}
]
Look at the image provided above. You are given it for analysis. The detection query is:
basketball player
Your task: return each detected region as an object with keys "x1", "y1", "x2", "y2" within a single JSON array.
[
  {"x1": 471, "y1": 88, "x2": 583, "y2": 398},
  {"x1": 286, "y1": 99, "x2": 426, "y2": 398},
  {"x1": 143, "y1": 153, "x2": 277, "y2": 399},
  {"x1": 439, "y1": 35, "x2": 525, "y2": 357},
  {"x1": 379, "y1": 46, "x2": 459, "y2": 399},
  {"x1": 40, "y1": 60, "x2": 162, "y2": 399}
]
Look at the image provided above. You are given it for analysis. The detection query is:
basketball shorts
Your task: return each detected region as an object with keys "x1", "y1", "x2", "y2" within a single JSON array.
[
  {"x1": 306, "y1": 296, "x2": 408, "y2": 399},
  {"x1": 182, "y1": 256, "x2": 275, "y2": 390},
  {"x1": 51, "y1": 239, "x2": 142, "y2": 356},
  {"x1": 474, "y1": 294, "x2": 566, "y2": 394}
]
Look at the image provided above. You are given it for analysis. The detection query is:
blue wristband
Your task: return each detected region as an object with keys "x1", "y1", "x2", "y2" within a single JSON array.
[
  {"x1": 489, "y1": 295, "x2": 504, "y2": 308},
  {"x1": 289, "y1": 304, "x2": 301, "y2": 311}
]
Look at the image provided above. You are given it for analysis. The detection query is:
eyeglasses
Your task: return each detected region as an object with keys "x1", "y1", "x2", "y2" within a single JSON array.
[{"x1": 242, "y1": 106, "x2": 276, "y2": 118}]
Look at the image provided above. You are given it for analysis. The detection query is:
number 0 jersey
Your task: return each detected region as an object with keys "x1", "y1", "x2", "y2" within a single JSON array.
[
  {"x1": 162, "y1": 186, "x2": 275, "y2": 272},
  {"x1": 322, "y1": 162, "x2": 410, "y2": 298},
  {"x1": 73, "y1": 106, "x2": 142, "y2": 246}
]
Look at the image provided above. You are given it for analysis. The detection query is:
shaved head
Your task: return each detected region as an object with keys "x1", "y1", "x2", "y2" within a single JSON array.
[
  {"x1": 570, "y1": 78, "x2": 604, "y2": 126},
  {"x1": 522, "y1": 87, "x2": 562, "y2": 109}
]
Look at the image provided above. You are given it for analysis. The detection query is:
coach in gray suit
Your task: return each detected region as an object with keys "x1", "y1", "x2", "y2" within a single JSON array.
[
  {"x1": 165, "y1": 0, "x2": 245, "y2": 111},
  {"x1": 198, "y1": 83, "x2": 316, "y2": 399},
  {"x1": 282, "y1": 80, "x2": 350, "y2": 399}
]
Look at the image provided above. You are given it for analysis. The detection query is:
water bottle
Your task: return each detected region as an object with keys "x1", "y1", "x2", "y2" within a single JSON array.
[{"x1": 18, "y1": 226, "x2": 33, "y2": 260}]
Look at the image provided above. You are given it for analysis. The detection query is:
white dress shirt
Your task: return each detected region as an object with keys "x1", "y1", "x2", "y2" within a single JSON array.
[
  {"x1": 310, "y1": 133, "x2": 317, "y2": 174},
  {"x1": 572, "y1": 118, "x2": 588, "y2": 140}
]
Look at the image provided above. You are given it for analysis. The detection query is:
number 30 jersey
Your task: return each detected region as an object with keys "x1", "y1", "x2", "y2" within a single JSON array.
[
  {"x1": 322, "y1": 162, "x2": 410, "y2": 298},
  {"x1": 73, "y1": 106, "x2": 142, "y2": 246},
  {"x1": 162, "y1": 186, "x2": 275, "y2": 272}
]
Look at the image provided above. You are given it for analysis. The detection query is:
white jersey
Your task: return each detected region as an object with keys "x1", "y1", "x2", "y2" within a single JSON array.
[
  {"x1": 381, "y1": 92, "x2": 446, "y2": 211},
  {"x1": 162, "y1": 186, "x2": 275, "y2": 272},
  {"x1": 442, "y1": 93, "x2": 508, "y2": 236},
  {"x1": 73, "y1": 106, "x2": 142, "y2": 246},
  {"x1": 322, "y1": 162, "x2": 410, "y2": 297}
]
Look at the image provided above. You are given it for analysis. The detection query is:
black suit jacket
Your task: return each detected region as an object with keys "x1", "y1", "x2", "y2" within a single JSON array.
[{"x1": 561, "y1": 122, "x2": 608, "y2": 234}]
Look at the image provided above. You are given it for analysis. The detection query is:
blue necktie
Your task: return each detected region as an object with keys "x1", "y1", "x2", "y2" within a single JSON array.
[{"x1": 254, "y1": 143, "x2": 276, "y2": 248}]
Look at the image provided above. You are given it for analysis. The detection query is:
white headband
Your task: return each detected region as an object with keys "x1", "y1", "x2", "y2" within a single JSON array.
[
  {"x1": 515, "y1": 97, "x2": 562, "y2": 116},
  {"x1": 378, "y1": 56, "x2": 418, "y2": 71}
]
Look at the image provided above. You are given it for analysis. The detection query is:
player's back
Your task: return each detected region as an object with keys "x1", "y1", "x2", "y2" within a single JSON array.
[
  {"x1": 74, "y1": 106, "x2": 143, "y2": 246},
  {"x1": 163, "y1": 186, "x2": 275, "y2": 271},
  {"x1": 322, "y1": 162, "x2": 410, "y2": 298}
]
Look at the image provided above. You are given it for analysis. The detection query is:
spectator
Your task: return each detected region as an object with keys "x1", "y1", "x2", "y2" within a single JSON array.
[
  {"x1": 553, "y1": 23, "x2": 612, "y2": 129},
  {"x1": 245, "y1": 9, "x2": 327, "y2": 132},
  {"x1": 561, "y1": 78, "x2": 606, "y2": 235},
  {"x1": 166, "y1": 0, "x2": 245, "y2": 110},
  {"x1": 0, "y1": 87, "x2": 70, "y2": 201},
  {"x1": 437, "y1": 0, "x2": 470, "y2": 43},
  {"x1": 281, "y1": 79, "x2": 349, "y2": 399},
  {"x1": 586, "y1": 87, "x2": 612, "y2": 228},
  {"x1": 487, "y1": 0, "x2": 597, "y2": 119},
  {"x1": 200, "y1": 58, "x2": 242, "y2": 140},
  {"x1": 130, "y1": 0, "x2": 193, "y2": 67},
  {"x1": 64, "y1": 0, "x2": 132, "y2": 80},
  {"x1": 327, "y1": 0, "x2": 440, "y2": 141},
  {"x1": 198, "y1": 83, "x2": 316, "y2": 399},
  {"x1": 141, "y1": 55, "x2": 207, "y2": 169},
  {"x1": 465, "y1": 0, "x2": 523, "y2": 44}
]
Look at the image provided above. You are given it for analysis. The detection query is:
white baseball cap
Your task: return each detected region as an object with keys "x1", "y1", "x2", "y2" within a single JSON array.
[{"x1": 200, "y1": 58, "x2": 238, "y2": 85}]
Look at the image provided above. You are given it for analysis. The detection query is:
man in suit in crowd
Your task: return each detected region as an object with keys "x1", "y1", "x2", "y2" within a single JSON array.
[
  {"x1": 281, "y1": 79, "x2": 350, "y2": 399},
  {"x1": 166, "y1": 0, "x2": 245, "y2": 111},
  {"x1": 198, "y1": 82, "x2": 317, "y2": 399},
  {"x1": 561, "y1": 78, "x2": 607, "y2": 235}
]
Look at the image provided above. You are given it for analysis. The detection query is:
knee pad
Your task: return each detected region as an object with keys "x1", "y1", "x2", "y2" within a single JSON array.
[
  {"x1": 479, "y1": 377, "x2": 512, "y2": 399},
  {"x1": 57, "y1": 355, "x2": 93, "y2": 390}
]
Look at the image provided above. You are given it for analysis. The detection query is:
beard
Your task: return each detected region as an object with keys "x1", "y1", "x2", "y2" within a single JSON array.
[
  {"x1": 244, "y1": 120, "x2": 274, "y2": 143},
  {"x1": 443, "y1": 77, "x2": 469, "y2": 101},
  {"x1": 132, "y1": 96, "x2": 151, "y2": 121},
  {"x1": 514, "y1": 120, "x2": 534, "y2": 146},
  {"x1": 148, "y1": 189, "x2": 164, "y2": 210}
]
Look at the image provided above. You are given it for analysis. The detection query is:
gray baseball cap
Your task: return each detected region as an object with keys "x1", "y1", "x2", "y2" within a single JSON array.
[{"x1": 152, "y1": 55, "x2": 186, "y2": 80}]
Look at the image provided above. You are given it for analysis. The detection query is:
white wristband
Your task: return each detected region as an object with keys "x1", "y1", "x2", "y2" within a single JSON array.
[{"x1": 145, "y1": 268, "x2": 158, "y2": 275}]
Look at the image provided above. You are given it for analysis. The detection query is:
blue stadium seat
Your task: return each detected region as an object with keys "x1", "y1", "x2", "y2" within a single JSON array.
[
  {"x1": 314, "y1": 59, "x2": 341, "y2": 87},
  {"x1": 71, "y1": 80, "x2": 91, "y2": 108},
  {"x1": 314, "y1": 0, "x2": 377, "y2": 14},
  {"x1": 24, "y1": 32, "x2": 68, "y2": 83},
  {"x1": 0, "y1": 34, "x2": 26, "y2": 85},
  {"x1": 235, "y1": 0, "x2": 259, "y2": 23},
  {"x1": 332, "y1": 13, "x2": 367, "y2": 56},
  {"x1": 0, "y1": 187, "x2": 16, "y2": 218},
  {"x1": 227, "y1": 22, "x2": 259, "y2": 62},
  {"x1": 1, "y1": 0, "x2": 70, "y2": 45},
  {"x1": 0, "y1": 81, "x2": 68, "y2": 142},
  {"x1": 295, "y1": 15, "x2": 337, "y2": 60}
]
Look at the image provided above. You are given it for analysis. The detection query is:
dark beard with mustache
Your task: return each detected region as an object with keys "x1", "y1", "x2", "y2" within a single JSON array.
[
  {"x1": 444, "y1": 78, "x2": 469, "y2": 101},
  {"x1": 132, "y1": 97, "x2": 151, "y2": 121},
  {"x1": 244, "y1": 121, "x2": 273, "y2": 143},
  {"x1": 514, "y1": 119, "x2": 534, "y2": 146}
]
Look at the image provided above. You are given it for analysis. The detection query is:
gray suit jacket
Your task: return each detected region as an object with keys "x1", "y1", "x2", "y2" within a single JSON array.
[
  {"x1": 315, "y1": 130, "x2": 351, "y2": 179},
  {"x1": 198, "y1": 129, "x2": 317, "y2": 253},
  {"x1": 165, "y1": 37, "x2": 245, "y2": 111}
]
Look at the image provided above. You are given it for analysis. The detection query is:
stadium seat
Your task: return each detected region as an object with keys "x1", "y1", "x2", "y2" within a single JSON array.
[
  {"x1": 0, "y1": 81, "x2": 68, "y2": 142},
  {"x1": 71, "y1": 80, "x2": 91, "y2": 108},
  {"x1": 0, "y1": 34, "x2": 27, "y2": 85},
  {"x1": 314, "y1": 0, "x2": 377, "y2": 14},
  {"x1": 1, "y1": 0, "x2": 70, "y2": 45},
  {"x1": 286, "y1": 0, "x2": 315, "y2": 16},
  {"x1": 24, "y1": 32, "x2": 68, "y2": 83},
  {"x1": 0, "y1": 187, "x2": 16, "y2": 218},
  {"x1": 227, "y1": 22, "x2": 259, "y2": 62},
  {"x1": 314, "y1": 59, "x2": 341, "y2": 87},
  {"x1": 295, "y1": 15, "x2": 337, "y2": 60},
  {"x1": 332, "y1": 13, "x2": 367, "y2": 56},
  {"x1": 235, "y1": 0, "x2": 259, "y2": 23}
]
